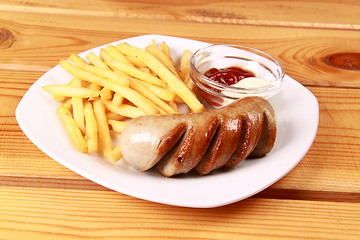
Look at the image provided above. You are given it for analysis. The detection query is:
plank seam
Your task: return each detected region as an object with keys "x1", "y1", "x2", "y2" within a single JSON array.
[{"x1": 1, "y1": 176, "x2": 359, "y2": 203}]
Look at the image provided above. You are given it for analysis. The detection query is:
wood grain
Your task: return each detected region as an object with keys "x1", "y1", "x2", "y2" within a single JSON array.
[
  {"x1": 1, "y1": 175, "x2": 359, "y2": 204},
  {"x1": 0, "y1": 10, "x2": 359, "y2": 88},
  {"x1": 275, "y1": 86, "x2": 360, "y2": 193},
  {"x1": 1, "y1": 187, "x2": 359, "y2": 240},
  {"x1": 0, "y1": 69, "x2": 79, "y2": 178},
  {"x1": 1, "y1": 0, "x2": 360, "y2": 239},
  {"x1": 0, "y1": 0, "x2": 359, "y2": 29}
]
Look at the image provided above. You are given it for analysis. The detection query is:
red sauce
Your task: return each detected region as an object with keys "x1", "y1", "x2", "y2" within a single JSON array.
[
  {"x1": 204, "y1": 66, "x2": 255, "y2": 86},
  {"x1": 196, "y1": 66, "x2": 255, "y2": 107}
]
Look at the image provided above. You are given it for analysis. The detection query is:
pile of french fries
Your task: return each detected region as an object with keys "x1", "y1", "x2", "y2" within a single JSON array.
[{"x1": 42, "y1": 40, "x2": 204, "y2": 162}]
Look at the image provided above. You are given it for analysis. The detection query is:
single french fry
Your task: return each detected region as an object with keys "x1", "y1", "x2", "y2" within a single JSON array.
[
  {"x1": 112, "y1": 93, "x2": 124, "y2": 106},
  {"x1": 146, "y1": 44, "x2": 179, "y2": 77},
  {"x1": 108, "y1": 120, "x2": 128, "y2": 133},
  {"x1": 52, "y1": 78, "x2": 82, "y2": 102},
  {"x1": 52, "y1": 95, "x2": 67, "y2": 102},
  {"x1": 100, "y1": 48, "x2": 114, "y2": 63},
  {"x1": 185, "y1": 76, "x2": 196, "y2": 91},
  {"x1": 93, "y1": 101, "x2": 112, "y2": 155},
  {"x1": 83, "y1": 101, "x2": 98, "y2": 153},
  {"x1": 43, "y1": 85, "x2": 100, "y2": 98},
  {"x1": 154, "y1": 105, "x2": 166, "y2": 114},
  {"x1": 90, "y1": 82, "x2": 102, "y2": 90},
  {"x1": 115, "y1": 44, "x2": 147, "y2": 67},
  {"x1": 68, "y1": 77, "x2": 83, "y2": 86},
  {"x1": 139, "y1": 66, "x2": 158, "y2": 77},
  {"x1": 60, "y1": 60, "x2": 159, "y2": 115},
  {"x1": 71, "y1": 79, "x2": 86, "y2": 135},
  {"x1": 116, "y1": 43, "x2": 204, "y2": 112},
  {"x1": 140, "y1": 81, "x2": 176, "y2": 102},
  {"x1": 73, "y1": 76, "x2": 101, "y2": 92},
  {"x1": 180, "y1": 50, "x2": 192, "y2": 76},
  {"x1": 57, "y1": 106, "x2": 87, "y2": 153},
  {"x1": 100, "y1": 87, "x2": 113, "y2": 100},
  {"x1": 104, "y1": 145, "x2": 122, "y2": 163},
  {"x1": 62, "y1": 98, "x2": 73, "y2": 111},
  {"x1": 180, "y1": 50, "x2": 195, "y2": 90},
  {"x1": 102, "y1": 100, "x2": 146, "y2": 118},
  {"x1": 86, "y1": 52, "x2": 113, "y2": 99},
  {"x1": 124, "y1": 55, "x2": 147, "y2": 68},
  {"x1": 107, "y1": 60, "x2": 166, "y2": 87},
  {"x1": 69, "y1": 54, "x2": 87, "y2": 68},
  {"x1": 106, "y1": 112, "x2": 127, "y2": 121},
  {"x1": 161, "y1": 41, "x2": 172, "y2": 61},
  {"x1": 130, "y1": 79, "x2": 177, "y2": 114},
  {"x1": 86, "y1": 52, "x2": 110, "y2": 70},
  {"x1": 83, "y1": 65, "x2": 130, "y2": 87},
  {"x1": 105, "y1": 45, "x2": 134, "y2": 66},
  {"x1": 150, "y1": 39, "x2": 157, "y2": 47},
  {"x1": 138, "y1": 67, "x2": 151, "y2": 74}
]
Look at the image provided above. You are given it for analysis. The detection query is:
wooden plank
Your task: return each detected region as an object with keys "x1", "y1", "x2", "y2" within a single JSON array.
[
  {"x1": 0, "y1": 11, "x2": 359, "y2": 87},
  {"x1": 276, "y1": 86, "x2": 360, "y2": 193},
  {"x1": 0, "y1": 69, "x2": 81, "y2": 178},
  {"x1": 1, "y1": 69, "x2": 360, "y2": 194},
  {"x1": 0, "y1": 187, "x2": 359, "y2": 239},
  {"x1": 1, "y1": 175, "x2": 359, "y2": 203},
  {"x1": 0, "y1": 0, "x2": 359, "y2": 29}
]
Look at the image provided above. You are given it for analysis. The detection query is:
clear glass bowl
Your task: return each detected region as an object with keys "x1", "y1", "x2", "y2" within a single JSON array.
[{"x1": 190, "y1": 44, "x2": 284, "y2": 108}]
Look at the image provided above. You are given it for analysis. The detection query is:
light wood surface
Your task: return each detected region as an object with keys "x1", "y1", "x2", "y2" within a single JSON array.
[{"x1": 1, "y1": 0, "x2": 360, "y2": 239}]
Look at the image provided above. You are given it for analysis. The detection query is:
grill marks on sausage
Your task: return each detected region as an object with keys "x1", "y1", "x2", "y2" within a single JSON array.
[
  {"x1": 157, "y1": 114, "x2": 219, "y2": 176},
  {"x1": 195, "y1": 116, "x2": 243, "y2": 175},
  {"x1": 120, "y1": 97, "x2": 276, "y2": 177},
  {"x1": 225, "y1": 113, "x2": 263, "y2": 167},
  {"x1": 157, "y1": 122, "x2": 187, "y2": 159},
  {"x1": 250, "y1": 109, "x2": 277, "y2": 158}
]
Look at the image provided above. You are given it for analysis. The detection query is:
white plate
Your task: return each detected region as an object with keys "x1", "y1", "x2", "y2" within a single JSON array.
[{"x1": 15, "y1": 35, "x2": 319, "y2": 208}]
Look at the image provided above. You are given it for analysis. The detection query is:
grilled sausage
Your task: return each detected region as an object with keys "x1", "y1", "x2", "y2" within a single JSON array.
[{"x1": 119, "y1": 97, "x2": 276, "y2": 177}]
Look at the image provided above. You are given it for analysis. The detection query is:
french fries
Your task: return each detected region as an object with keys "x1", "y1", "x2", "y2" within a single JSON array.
[
  {"x1": 43, "y1": 39, "x2": 205, "y2": 164},
  {"x1": 160, "y1": 41, "x2": 172, "y2": 61},
  {"x1": 102, "y1": 100, "x2": 146, "y2": 119},
  {"x1": 69, "y1": 54, "x2": 87, "y2": 68},
  {"x1": 116, "y1": 43, "x2": 204, "y2": 112},
  {"x1": 83, "y1": 65, "x2": 130, "y2": 87},
  {"x1": 84, "y1": 101, "x2": 98, "y2": 153},
  {"x1": 145, "y1": 44, "x2": 180, "y2": 78},
  {"x1": 140, "y1": 81, "x2": 176, "y2": 102},
  {"x1": 93, "y1": 100, "x2": 112, "y2": 155},
  {"x1": 180, "y1": 50, "x2": 196, "y2": 90},
  {"x1": 108, "y1": 120, "x2": 128, "y2": 133},
  {"x1": 105, "y1": 45, "x2": 134, "y2": 66},
  {"x1": 42, "y1": 85, "x2": 100, "y2": 98},
  {"x1": 71, "y1": 79, "x2": 86, "y2": 135},
  {"x1": 86, "y1": 52, "x2": 113, "y2": 100},
  {"x1": 129, "y1": 78, "x2": 177, "y2": 114},
  {"x1": 107, "y1": 60, "x2": 166, "y2": 87},
  {"x1": 57, "y1": 106, "x2": 88, "y2": 153},
  {"x1": 104, "y1": 145, "x2": 123, "y2": 163},
  {"x1": 59, "y1": 60, "x2": 159, "y2": 115}
]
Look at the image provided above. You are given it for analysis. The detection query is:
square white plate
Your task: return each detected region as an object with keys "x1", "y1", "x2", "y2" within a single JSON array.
[{"x1": 15, "y1": 35, "x2": 319, "y2": 208}]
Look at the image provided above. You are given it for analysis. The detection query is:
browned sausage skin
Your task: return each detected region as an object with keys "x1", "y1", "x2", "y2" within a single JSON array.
[{"x1": 119, "y1": 97, "x2": 276, "y2": 177}]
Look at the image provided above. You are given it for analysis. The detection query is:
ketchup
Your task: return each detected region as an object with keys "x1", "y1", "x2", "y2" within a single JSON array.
[
  {"x1": 197, "y1": 66, "x2": 255, "y2": 107},
  {"x1": 204, "y1": 66, "x2": 255, "y2": 86}
]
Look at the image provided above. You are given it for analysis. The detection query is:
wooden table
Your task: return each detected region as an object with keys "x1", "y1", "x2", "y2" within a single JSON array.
[{"x1": 1, "y1": 1, "x2": 360, "y2": 239}]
